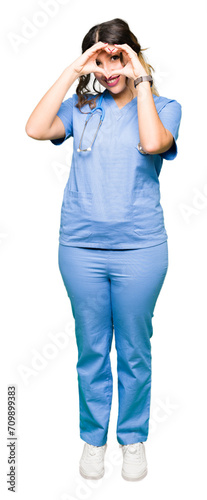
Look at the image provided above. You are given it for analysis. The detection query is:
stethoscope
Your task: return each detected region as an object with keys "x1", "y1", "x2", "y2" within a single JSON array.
[{"x1": 77, "y1": 93, "x2": 105, "y2": 152}]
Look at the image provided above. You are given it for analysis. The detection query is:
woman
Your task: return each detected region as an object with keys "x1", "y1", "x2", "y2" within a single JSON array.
[{"x1": 25, "y1": 18, "x2": 182, "y2": 482}]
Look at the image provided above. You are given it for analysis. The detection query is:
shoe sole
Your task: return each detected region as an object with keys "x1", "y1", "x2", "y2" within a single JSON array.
[
  {"x1": 121, "y1": 468, "x2": 148, "y2": 481},
  {"x1": 79, "y1": 465, "x2": 105, "y2": 480}
]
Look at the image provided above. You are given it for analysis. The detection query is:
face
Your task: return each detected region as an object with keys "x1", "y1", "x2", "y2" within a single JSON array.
[{"x1": 94, "y1": 44, "x2": 127, "y2": 95}]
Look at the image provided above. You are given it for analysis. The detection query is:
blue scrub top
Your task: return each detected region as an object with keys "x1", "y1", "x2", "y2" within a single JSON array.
[{"x1": 51, "y1": 88, "x2": 182, "y2": 248}]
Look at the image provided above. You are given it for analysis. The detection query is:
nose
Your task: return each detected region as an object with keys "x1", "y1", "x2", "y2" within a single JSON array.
[
  {"x1": 102, "y1": 58, "x2": 118, "y2": 79},
  {"x1": 103, "y1": 60, "x2": 113, "y2": 77},
  {"x1": 96, "y1": 46, "x2": 119, "y2": 79}
]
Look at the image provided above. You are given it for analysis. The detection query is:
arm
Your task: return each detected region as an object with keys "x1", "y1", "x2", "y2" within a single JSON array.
[
  {"x1": 25, "y1": 41, "x2": 109, "y2": 142},
  {"x1": 135, "y1": 78, "x2": 174, "y2": 155},
  {"x1": 111, "y1": 43, "x2": 175, "y2": 155},
  {"x1": 25, "y1": 65, "x2": 78, "y2": 141}
]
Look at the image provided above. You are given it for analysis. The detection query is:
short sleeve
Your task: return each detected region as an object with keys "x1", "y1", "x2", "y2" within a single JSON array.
[
  {"x1": 158, "y1": 99, "x2": 182, "y2": 160},
  {"x1": 50, "y1": 95, "x2": 74, "y2": 145}
]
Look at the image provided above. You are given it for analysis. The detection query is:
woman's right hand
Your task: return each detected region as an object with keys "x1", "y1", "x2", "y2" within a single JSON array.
[
  {"x1": 25, "y1": 42, "x2": 110, "y2": 141},
  {"x1": 70, "y1": 41, "x2": 109, "y2": 79}
]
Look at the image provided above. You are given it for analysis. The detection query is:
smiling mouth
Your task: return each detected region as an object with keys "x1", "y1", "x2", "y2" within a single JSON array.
[{"x1": 104, "y1": 75, "x2": 120, "y2": 83}]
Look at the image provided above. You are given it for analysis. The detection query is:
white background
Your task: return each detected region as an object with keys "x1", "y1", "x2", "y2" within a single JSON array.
[{"x1": 1, "y1": 0, "x2": 207, "y2": 498}]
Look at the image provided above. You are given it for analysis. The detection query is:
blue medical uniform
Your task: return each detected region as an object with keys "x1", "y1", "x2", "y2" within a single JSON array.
[
  {"x1": 51, "y1": 88, "x2": 182, "y2": 249},
  {"x1": 51, "y1": 89, "x2": 182, "y2": 446}
]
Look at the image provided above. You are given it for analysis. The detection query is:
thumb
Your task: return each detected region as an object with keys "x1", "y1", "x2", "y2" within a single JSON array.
[
  {"x1": 109, "y1": 68, "x2": 124, "y2": 78},
  {"x1": 95, "y1": 68, "x2": 110, "y2": 80}
]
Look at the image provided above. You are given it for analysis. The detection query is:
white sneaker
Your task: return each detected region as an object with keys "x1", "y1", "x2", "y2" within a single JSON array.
[
  {"x1": 79, "y1": 442, "x2": 107, "y2": 480},
  {"x1": 120, "y1": 442, "x2": 148, "y2": 481}
]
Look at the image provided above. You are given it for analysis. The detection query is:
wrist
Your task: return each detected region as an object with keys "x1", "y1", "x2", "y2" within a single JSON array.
[
  {"x1": 135, "y1": 79, "x2": 151, "y2": 89},
  {"x1": 133, "y1": 70, "x2": 148, "y2": 80},
  {"x1": 134, "y1": 75, "x2": 153, "y2": 90},
  {"x1": 68, "y1": 64, "x2": 80, "y2": 81}
]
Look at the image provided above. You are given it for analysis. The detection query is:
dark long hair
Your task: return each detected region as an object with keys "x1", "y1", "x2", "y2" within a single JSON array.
[{"x1": 75, "y1": 18, "x2": 159, "y2": 111}]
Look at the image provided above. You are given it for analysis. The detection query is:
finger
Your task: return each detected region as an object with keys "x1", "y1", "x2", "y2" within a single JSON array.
[
  {"x1": 114, "y1": 43, "x2": 128, "y2": 49},
  {"x1": 93, "y1": 62, "x2": 108, "y2": 77},
  {"x1": 104, "y1": 46, "x2": 119, "y2": 53},
  {"x1": 100, "y1": 70, "x2": 112, "y2": 79},
  {"x1": 89, "y1": 42, "x2": 108, "y2": 53},
  {"x1": 83, "y1": 44, "x2": 108, "y2": 64},
  {"x1": 113, "y1": 45, "x2": 130, "y2": 62},
  {"x1": 91, "y1": 46, "x2": 110, "y2": 59},
  {"x1": 108, "y1": 68, "x2": 125, "y2": 78},
  {"x1": 93, "y1": 67, "x2": 108, "y2": 79},
  {"x1": 114, "y1": 43, "x2": 133, "y2": 55},
  {"x1": 114, "y1": 43, "x2": 137, "y2": 58}
]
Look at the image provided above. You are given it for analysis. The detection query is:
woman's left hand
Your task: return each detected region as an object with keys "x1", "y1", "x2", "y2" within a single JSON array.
[{"x1": 106, "y1": 43, "x2": 148, "y2": 80}]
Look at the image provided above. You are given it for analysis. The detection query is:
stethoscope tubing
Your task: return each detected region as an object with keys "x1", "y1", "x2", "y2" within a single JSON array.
[{"x1": 77, "y1": 93, "x2": 105, "y2": 152}]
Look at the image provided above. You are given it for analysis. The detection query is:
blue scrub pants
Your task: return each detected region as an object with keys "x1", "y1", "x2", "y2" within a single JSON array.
[{"x1": 58, "y1": 241, "x2": 168, "y2": 446}]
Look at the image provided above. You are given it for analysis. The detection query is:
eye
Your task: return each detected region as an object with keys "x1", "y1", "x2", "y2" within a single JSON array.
[{"x1": 96, "y1": 54, "x2": 120, "y2": 66}]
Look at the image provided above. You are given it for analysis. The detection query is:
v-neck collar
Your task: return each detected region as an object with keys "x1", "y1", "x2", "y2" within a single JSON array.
[
  {"x1": 103, "y1": 89, "x2": 137, "y2": 120},
  {"x1": 102, "y1": 89, "x2": 158, "y2": 121}
]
